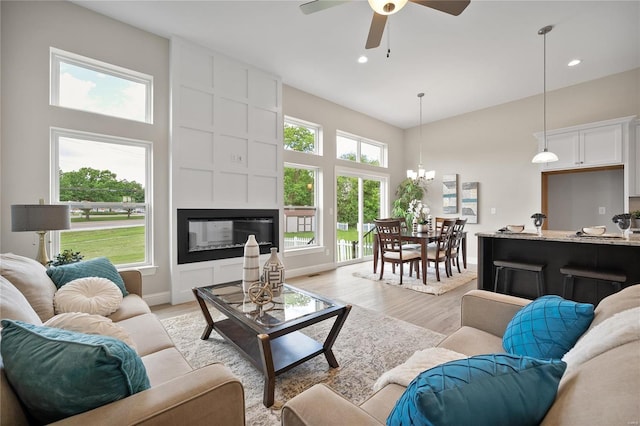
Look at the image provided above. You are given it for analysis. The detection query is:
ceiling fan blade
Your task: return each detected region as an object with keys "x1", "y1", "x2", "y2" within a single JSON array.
[
  {"x1": 365, "y1": 13, "x2": 387, "y2": 49},
  {"x1": 300, "y1": 0, "x2": 351, "y2": 15},
  {"x1": 410, "y1": 0, "x2": 470, "y2": 16}
]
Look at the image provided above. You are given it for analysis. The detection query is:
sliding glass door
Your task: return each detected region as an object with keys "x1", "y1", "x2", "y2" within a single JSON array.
[{"x1": 335, "y1": 167, "x2": 387, "y2": 264}]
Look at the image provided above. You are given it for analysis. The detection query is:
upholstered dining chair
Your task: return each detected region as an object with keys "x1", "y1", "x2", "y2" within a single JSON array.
[
  {"x1": 427, "y1": 218, "x2": 455, "y2": 281},
  {"x1": 375, "y1": 219, "x2": 422, "y2": 284},
  {"x1": 447, "y1": 218, "x2": 467, "y2": 274}
]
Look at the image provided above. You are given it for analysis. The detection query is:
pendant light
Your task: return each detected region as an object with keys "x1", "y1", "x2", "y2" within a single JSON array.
[
  {"x1": 532, "y1": 25, "x2": 559, "y2": 163},
  {"x1": 407, "y1": 92, "x2": 436, "y2": 183}
]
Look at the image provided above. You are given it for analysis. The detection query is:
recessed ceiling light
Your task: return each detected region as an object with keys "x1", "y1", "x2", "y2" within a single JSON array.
[
  {"x1": 568, "y1": 59, "x2": 582, "y2": 67},
  {"x1": 358, "y1": 55, "x2": 368, "y2": 64}
]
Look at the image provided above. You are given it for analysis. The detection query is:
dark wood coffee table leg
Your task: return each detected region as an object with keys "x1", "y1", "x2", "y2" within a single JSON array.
[
  {"x1": 322, "y1": 305, "x2": 352, "y2": 367},
  {"x1": 257, "y1": 333, "x2": 276, "y2": 407},
  {"x1": 192, "y1": 288, "x2": 215, "y2": 340}
]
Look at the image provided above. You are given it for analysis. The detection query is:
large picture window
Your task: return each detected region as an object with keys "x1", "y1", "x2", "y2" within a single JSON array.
[
  {"x1": 284, "y1": 117, "x2": 321, "y2": 155},
  {"x1": 336, "y1": 131, "x2": 387, "y2": 167},
  {"x1": 50, "y1": 48, "x2": 153, "y2": 123},
  {"x1": 51, "y1": 128, "x2": 152, "y2": 267},
  {"x1": 284, "y1": 164, "x2": 319, "y2": 250}
]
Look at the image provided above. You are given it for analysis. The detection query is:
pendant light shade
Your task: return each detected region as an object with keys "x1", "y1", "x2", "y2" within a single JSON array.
[
  {"x1": 407, "y1": 92, "x2": 435, "y2": 184},
  {"x1": 532, "y1": 25, "x2": 559, "y2": 164},
  {"x1": 367, "y1": 0, "x2": 408, "y2": 15}
]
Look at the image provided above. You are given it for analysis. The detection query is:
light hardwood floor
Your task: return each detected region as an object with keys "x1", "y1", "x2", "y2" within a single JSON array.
[{"x1": 151, "y1": 261, "x2": 477, "y2": 336}]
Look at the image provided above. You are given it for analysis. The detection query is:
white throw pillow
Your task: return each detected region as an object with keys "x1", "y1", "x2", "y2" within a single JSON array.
[
  {"x1": 54, "y1": 277, "x2": 123, "y2": 317},
  {"x1": 44, "y1": 312, "x2": 137, "y2": 352}
]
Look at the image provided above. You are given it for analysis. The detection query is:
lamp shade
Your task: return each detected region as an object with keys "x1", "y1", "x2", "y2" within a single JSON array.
[
  {"x1": 531, "y1": 149, "x2": 559, "y2": 164},
  {"x1": 11, "y1": 204, "x2": 70, "y2": 232}
]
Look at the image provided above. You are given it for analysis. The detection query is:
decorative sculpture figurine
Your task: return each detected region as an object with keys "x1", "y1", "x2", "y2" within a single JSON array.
[
  {"x1": 612, "y1": 213, "x2": 631, "y2": 239},
  {"x1": 262, "y1": 247, "x2": 285, "y2": 296},
  {"x1": 531, "y1": 213, "x2": 546, "y2": 236}
]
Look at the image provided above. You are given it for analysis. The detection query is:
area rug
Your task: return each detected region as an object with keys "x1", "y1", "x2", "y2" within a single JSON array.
[
  {"x1": 353, "y1": 265, "x2": 477, "y2": 296},
  {"x1": 161, "y1": 304, "x2": 445, "y2": 426}
]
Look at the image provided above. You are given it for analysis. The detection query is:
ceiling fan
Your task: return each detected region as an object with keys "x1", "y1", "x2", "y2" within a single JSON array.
[{"x1": 300, "y1": 0, "x2": 470, "y2": 49}]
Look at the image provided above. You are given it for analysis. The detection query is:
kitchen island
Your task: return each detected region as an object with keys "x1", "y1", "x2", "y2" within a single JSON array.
[{"x1": 477, "y1": 230, "x2": 640, "y2": 305}]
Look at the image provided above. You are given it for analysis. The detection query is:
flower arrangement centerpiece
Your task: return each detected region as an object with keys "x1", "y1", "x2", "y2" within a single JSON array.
[{"x1": 408, "y1": 199, "x2": 430, "y2": 232}]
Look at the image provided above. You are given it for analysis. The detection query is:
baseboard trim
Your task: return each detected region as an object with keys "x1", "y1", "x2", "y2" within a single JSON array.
[
  {"x1": 144, "y1": 291, "x2": 171, "y2": 307},
  {"x1": 286, "y1": 262, "x2": 336, "y2": 278}
]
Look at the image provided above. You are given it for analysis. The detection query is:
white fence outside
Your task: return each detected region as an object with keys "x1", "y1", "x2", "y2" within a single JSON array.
[
  {"x1": 284, "y1": 236, "x2": 314, "y2": 249},
  {"x1": 336, "y1": 239, "x2": 375, "y2": 262}
]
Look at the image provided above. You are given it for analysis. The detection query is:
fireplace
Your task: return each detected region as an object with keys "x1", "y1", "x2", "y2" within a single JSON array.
[{"x1": 177, "y1": 209, "x2": 279, "y2": 264}]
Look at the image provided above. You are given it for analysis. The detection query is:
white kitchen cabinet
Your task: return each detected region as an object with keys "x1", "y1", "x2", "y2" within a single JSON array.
[{"x1": 535, "y1": 116, "x2": 633, "y2": 172}]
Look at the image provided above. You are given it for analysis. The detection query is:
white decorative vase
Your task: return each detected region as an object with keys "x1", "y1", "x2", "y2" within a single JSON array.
[
  {"x1": 262, "y1": 247, "x2": 285, "y2": 296},
  {"x1": 242, "y1": 235, "x2": 260, "y2": 293}
]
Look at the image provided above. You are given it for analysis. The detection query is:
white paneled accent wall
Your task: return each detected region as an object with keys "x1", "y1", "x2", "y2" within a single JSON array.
[{"x1": 170, "y1": 37, "x2": 283, "y2": 304}]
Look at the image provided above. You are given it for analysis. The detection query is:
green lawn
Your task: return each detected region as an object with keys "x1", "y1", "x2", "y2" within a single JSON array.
[
  {"x1": 61, "y1": 226, "x2": 145, "y2": 264},
  {"x1": 70, "y1": 215, "x2": 144, "y2": 223}
]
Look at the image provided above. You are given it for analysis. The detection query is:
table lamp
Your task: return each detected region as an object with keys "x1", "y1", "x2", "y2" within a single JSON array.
[{"x1": 11, "y1": 200, "x2": 70, "y2": 265}]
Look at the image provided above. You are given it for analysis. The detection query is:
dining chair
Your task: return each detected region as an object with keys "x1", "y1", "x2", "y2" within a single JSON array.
[
  {"x1": 447, "y1": 218, "x2": 467, "y2": 274},
  {"x1": 426, "y1": 218, "x2": 455, "y2": 281},
  {"x1": 375, "y1": 219, "x2": 422, "y2": 284}
]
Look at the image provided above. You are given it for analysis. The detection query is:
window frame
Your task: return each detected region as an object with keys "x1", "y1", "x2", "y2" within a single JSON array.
[
  {"x1": 336, "y1": 131, "x2": 388, "y2": 168},
  {"x1": 50, "y1": 47, "x2": 154, "y2": 124},
  {"x1": 284, "y1": 116, "x2": 322, "y2": 156},
  {"x1": 50, "y1": 127, "x2": 154, "y2": 268},
  {"x1": 283, "y1": 162, "x2": 321, "y2": 252}
]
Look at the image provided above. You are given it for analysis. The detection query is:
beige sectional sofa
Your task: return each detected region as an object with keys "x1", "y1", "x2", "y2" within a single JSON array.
[
  {"x1": 283, "y1": 286, "x2": 640, "y2": 425},
  {"x1": 0, "y1": 253, "x2": 245, "y2": 426}
]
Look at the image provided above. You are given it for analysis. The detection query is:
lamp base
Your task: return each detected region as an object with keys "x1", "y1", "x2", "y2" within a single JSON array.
[{"x1": 35, "y1": 231, "x2": 50, "y2": 266}]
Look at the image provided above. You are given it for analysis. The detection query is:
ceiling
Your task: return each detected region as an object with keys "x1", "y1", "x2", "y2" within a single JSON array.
[{"x1": 73, "y1": 0, "x2": 640, "y2": 129}]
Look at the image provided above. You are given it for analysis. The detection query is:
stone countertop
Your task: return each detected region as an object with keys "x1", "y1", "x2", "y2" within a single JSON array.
[{"x1": 476, "y1": 230, "x2": 640, "y2": 247}]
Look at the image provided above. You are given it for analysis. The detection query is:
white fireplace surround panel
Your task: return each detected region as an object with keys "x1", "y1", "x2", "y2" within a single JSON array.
[{"x1": 170, "y1": 36, "x2": 283, "y2": 304}]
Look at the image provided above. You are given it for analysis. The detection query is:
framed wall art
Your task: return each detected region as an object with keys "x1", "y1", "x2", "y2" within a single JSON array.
[
  {"x1": 442, "y1": 174, "x2": 457, "y2": 214},
  {"x1": 461, "y1": 181, "x2": 478, "y2": 224}
]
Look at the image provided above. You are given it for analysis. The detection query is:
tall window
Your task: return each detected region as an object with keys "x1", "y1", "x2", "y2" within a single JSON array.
[
  {"x1": 51, "y1": 128, "x2": 152, "y2": 267},
  {"x1": 336, "y1": 132, "x2": 387, "y2": 167},
  {"x1": 50, "y1": 48, "x2": 153, "y2": 123},
  {"x1": 284, "y1": 164, "x2": 319, "y2": 250},
  {"x1": 284, "y1": 117, "x2": 321, "y2": 155}
]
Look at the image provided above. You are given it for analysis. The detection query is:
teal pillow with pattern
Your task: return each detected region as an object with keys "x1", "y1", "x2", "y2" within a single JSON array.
[
  {"x1": 0, "y1": 319, "x2": 149, "y2": 424},
  {"x1": 47, "y1": 257, "x2": 128, "y2": 296},
  {"x1": 387, "y1": 354, "x2": 566, "y2": 426}
]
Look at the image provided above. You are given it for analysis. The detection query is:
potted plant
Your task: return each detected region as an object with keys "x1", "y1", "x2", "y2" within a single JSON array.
[
  {"x1": 391, "y1": 178, "x2": 425, "y2": 224},
  {"x1": 408, "y1": 199, "x2": 430, "y2": 232},
  {"x1": 47, "y1": 249, "x2": 83, "y2": 267}
]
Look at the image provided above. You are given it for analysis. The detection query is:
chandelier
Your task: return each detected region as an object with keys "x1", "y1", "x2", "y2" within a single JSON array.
[{"x1": 407, "y1": 92, "x2": 435, "y2": 183}]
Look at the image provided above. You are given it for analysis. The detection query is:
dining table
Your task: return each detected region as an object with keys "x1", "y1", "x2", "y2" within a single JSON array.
[{"x1": 372, "y1": 229, "x2": 467, "y2": 284}]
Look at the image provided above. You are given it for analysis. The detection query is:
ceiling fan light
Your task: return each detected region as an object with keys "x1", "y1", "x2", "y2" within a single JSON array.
[
  {"x1": 367, "y1": 0, "x2": 408, "y2": 15},
  {"x1": 532, "y1": 149, "x2": 559, "y2": 164}
]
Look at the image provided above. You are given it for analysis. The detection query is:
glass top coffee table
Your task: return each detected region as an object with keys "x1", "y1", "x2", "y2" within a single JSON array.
[{"x1": 192, "y1": 281, "x2": 351, "y2": 407}]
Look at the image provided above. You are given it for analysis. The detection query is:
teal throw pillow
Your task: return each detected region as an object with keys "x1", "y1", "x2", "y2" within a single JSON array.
[
  {"x1": 0, "y1": 319, "x2": 149, "y2": 424},
  {"x1": 47, "y1": 257, "x2": 128, "y2": 296},
  {"x1": 503, "y1": 295, "x2": 594, "y2": 359},
  {"x1": 387, "y1": 354, "x2": 566, "y2": 426}
]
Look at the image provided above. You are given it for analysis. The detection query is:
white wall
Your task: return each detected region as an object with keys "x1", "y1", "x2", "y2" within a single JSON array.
[
  {"x1": 407, "y1": 68, "x2": 640, "y2": 262},
  {"x1": 0, "y1": 1, "x2": 171, "y2": 300}
]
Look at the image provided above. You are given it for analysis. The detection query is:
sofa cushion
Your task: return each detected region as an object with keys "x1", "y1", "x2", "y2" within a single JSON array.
[
  {"x1": 0, "y1": 276, "x2": 42, "y2": 325},
  {"x1": 46, "y1": 257, "x2": 128, "y2": 296},
  {"x1": 387, "y1": 354, "x2": 566, "y2": 426},
  {"x1": 0, "y1": 253, "x2": 57, "y2": 321},
  {"x1": 107, "y1": 294, "x2": 151, "y2": 322},
  {"x1": 116, "y1": 313, "x2": 175, "y2": 357},
  {"x1": 589, "y1": 283, "x2": 640, "y2": 329},
  {"x1": 437, "y1": 326, "x2": 504, "y2": 356},
  {"x1": 0, "y1": 319, "x2": 150, "y2": 424},
  {"x1": 502, "y1": 295, "x2": 594, "y2": 359},
  {"x1": 142, "y1": 347, "x2": 194, "y2": 386},
  {"x1": 53, "y1": 277, "x2": 123, "y2": 316},
  {"x1": 44, "y1": 312, "x2": 137, "y2": 352},
  {"x1": 543, "y1": 341, "x2": 640, "y2": 425}
]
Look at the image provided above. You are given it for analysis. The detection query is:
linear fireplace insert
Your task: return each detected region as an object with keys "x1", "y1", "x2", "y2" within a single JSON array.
[{"x1": 177, "y1": 209, "x2": 279, "y2": 264}]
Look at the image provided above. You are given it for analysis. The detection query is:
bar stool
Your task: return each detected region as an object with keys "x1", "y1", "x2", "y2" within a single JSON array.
[
  {"x1": 560, "y1": 265, "x2": 626, "y2": 300},
  {"x1": 493, "y1": 260, "x2": 545, "y2": 297}
]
